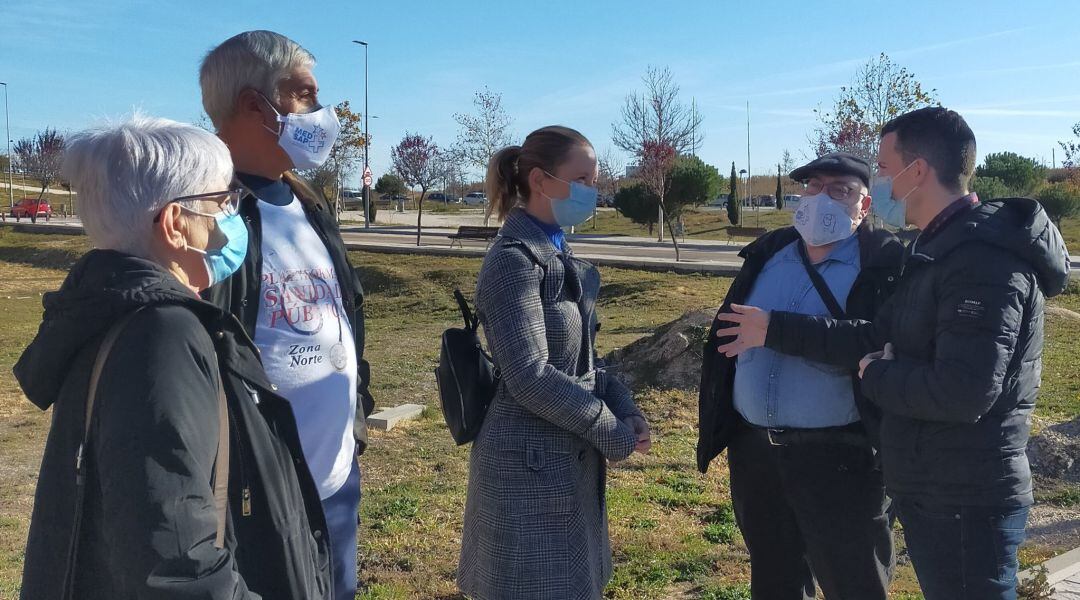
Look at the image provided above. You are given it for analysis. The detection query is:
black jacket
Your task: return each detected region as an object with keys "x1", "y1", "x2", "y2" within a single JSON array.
[
  {"x1": 765, "y1": 198, "x2": 1072, "y2": 506},
  {"x1": 697, "y1": 223, "x2": 904, "y2": 473},
  {"x1": 202, "y1": 172, "x2": 375, "y2": 454},
  {"x1": 14, "y1": 250, "x2": 331, "y2": 600}
]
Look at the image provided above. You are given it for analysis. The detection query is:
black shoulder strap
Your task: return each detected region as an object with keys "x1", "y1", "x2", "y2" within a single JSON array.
[
  {"x1": 63, "y1": 308, "x2": 230, "y2": 598},
  {"x1": 796, "y1": 242, "x2": 847, "y2": 319},
  {"x1": 453, "y1": 288, "x2": 478, "y2": 331}
]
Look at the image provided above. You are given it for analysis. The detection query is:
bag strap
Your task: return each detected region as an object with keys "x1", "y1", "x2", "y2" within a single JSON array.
[
  {"x1": 65, "y1": 309, "x2": 231, "y2": 598},
  {"x1": 796, "y1": 242, "x2": 847, "y2": 320},
  {"x1": 65, "y1": 309, "x2": 142, "y2": 599},
  {"x1": 453, "y1": 288, "x2": 478, "y2": 330},
  {"x1": 211, "y1": 376, "x2": 229, "y2": 549}
]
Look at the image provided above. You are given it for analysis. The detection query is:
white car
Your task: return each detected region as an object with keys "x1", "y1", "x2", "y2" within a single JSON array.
[{"x1": 462, "y1": 192, "x2": 486, "y2": 206}]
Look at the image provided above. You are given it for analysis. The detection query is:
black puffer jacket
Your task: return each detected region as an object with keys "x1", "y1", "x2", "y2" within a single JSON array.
[
  {"x1": 14, "y1": 250, "x2": 331, "y2": 600},
  {"x1": 697, "y1": 223, "x2": 904, "y2": 472},
  {"x1": 766, "y1": 198, "x2": 1072, "y2": 506}
]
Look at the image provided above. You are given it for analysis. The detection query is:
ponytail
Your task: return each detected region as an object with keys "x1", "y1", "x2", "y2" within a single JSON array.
[
  {"x1": 486, "y1": 145, "x2": 522, "y2": 222},
  {"x1": 484, "y1": 125, "x2": 592, "y2": 222}
]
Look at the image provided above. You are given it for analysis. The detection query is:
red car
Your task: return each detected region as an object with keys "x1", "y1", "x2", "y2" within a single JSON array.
[{"x1": 10, "y1": 198, "x2": 52, "y2": 220}]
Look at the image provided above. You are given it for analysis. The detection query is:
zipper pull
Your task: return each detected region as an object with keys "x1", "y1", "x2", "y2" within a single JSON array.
[
  {"x1": 242, "y1": 487, "x2": 252, "y2": 516},
  {"x1": 75, "y1": 443, "x2": 85, "y2": 486}
]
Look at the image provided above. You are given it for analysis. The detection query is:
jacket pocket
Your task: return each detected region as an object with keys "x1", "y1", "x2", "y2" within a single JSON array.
[{"x1": 507, "y1": 439, "x2": 579, "y2": 516}]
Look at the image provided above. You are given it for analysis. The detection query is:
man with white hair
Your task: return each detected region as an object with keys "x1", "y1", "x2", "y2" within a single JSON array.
[{"x1": 199, "y1": 30, "x2": 374, "y2": 600}]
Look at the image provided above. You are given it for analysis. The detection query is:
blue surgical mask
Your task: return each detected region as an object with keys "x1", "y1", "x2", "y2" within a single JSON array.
[
  {"x1": 182, "y1": 208, "x2": 249, "y2": 286},
  {"x1": 542, "y1": 171, "x2": 598, "y2": 227},
  {"x1": 869, "y1": 160, "x2": 918, "y2": 228},
  {"x1": 793, "y1": 192, "x2": 858, "y2": 246}
]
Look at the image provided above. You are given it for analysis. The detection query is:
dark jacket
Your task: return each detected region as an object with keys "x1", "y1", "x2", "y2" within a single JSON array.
[
  {"x1": 15, "y1": 250, "x2": 331, "y2": 600},
  {"x1": 202, "y1": 171, "x2": 375, "y2": 454},
  {"x1": 765, "y1": 198, "x2": 1072, "y2": 506},
  {"x1": 697, "y1": 223, "x2": 904, "y2": 473}
]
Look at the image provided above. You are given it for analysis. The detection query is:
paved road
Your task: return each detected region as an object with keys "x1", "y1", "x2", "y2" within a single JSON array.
[
  {"x1": 6, "y1": 218, "x2": 1080, "y2": 278},
  {"x1": 339, "y1": 227, "x2": 745, "y2": 266}
]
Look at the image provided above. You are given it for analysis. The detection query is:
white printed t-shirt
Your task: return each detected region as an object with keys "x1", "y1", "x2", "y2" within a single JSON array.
[{"x1": 253, "y1": 196, "x2": 357, "y2": 500}]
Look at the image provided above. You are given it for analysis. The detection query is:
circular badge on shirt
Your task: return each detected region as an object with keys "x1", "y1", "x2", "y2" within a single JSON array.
[{"x1": 329, "y1": 343, "x2": 348, "y2": 372}]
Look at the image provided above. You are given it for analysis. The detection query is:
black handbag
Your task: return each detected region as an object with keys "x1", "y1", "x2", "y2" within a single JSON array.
[{"x1": 435, "y1": 288, "x2": 499, "y2": 445}]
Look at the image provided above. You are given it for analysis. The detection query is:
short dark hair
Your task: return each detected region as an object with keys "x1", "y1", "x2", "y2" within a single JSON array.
[{"x1": 880, "y1": 107, "x2": 976, "y2": 192}]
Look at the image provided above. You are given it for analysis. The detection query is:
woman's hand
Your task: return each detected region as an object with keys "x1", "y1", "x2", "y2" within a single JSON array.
[{"x1": 624, "y1": 415, "x2": 652, "y2": 455}]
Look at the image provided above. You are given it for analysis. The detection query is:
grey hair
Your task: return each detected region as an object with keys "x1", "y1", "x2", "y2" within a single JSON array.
[
  {"x1": 199, "y1": 30, "x2": 316, "y2": 128},
  {"x1": 63, "y1": 114, "x2": 233, "y2": 256}
]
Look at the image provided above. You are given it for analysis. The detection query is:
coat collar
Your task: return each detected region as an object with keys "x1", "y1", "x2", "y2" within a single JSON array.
[
  {"x1": 740, "y1": 223, "x2": 902, "y2": 272},
  {"x1": 234, "y1": 170, "x2": 331, "y2": 216},
  {"x1": 497, "y1": 207, "x2": 565, "y2": 266}
]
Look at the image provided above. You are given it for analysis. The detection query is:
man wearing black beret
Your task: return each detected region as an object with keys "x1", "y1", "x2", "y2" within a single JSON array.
[{"x1": 698, "y1": 152, "x2": 904, "y2": 599}]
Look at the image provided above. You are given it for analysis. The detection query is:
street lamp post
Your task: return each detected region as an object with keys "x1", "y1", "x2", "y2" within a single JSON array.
[
  {"x1": 0, "y1": 82, "x2": 13, "y2": 211},
  {"x1": 352, "y1": 40, "x2": 370, "y2": 228}
]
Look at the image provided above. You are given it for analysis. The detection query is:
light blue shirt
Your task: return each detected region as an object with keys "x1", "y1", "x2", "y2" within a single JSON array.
[{"x1": 733, "y1": 234, "x2": 861, "y2": 428}]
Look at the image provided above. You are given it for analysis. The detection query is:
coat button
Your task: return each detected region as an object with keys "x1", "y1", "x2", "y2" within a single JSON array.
[
  {"x1": 270, "y1": 383, "x2": 279, "y2": 391},
  {"x1": 241, "y1": 298, "x2": 248, "y2": 307},
  {"x1": 313, "y1": 530, "x2": 323, "y2": 539},
  {"x1": 215, "y1": 331, "x2": 225, "y2": 340}
]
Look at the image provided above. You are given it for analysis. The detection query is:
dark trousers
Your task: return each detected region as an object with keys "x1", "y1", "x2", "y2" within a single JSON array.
[
  {"x1": 728, "y1": 422, "x2": 894, "y2": 600},
  {"x1": 894, "y1": 499, "x2": 1029, "y2": 600},
  {"x1": 322, "y1": 458, "x2": 362, "y2": 600}
]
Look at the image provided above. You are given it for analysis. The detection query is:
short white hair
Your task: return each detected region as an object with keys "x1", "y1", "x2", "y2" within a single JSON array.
[
  {"x1": 199, "y1": 30, "x2": 316, "y2": 128},
  {"x1": 63, "y1": 114, "x2": 233, "y2": 256}
]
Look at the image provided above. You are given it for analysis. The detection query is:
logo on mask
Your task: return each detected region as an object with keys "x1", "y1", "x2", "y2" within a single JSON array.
[{"x1": 292, "y1": 124, "x2": 328, "y2": 153}]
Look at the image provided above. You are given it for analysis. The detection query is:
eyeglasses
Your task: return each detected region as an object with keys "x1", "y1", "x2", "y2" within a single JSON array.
[
  {"x1": 173, "y1": 189, "x2": 242, "y2": 217},
  {"x1": 803, "y1": 180, "x2": 866, "y2": 203},
  {"x1": 154, "y1": 189, "x2": 242, "y2": 223}
]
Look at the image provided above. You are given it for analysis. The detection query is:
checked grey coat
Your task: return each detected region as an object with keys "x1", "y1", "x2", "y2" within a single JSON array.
[{"x1": 457, "y1": 208, "x2": 642, "y2": 600}]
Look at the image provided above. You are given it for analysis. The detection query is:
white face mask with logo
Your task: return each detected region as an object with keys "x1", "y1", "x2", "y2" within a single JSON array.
[
  {"x1": 793, "y1": 192, "x2": 860, "y2": 247},
  {"x1": 258, "y1": 92, "x2": 341, "y2": 169}
]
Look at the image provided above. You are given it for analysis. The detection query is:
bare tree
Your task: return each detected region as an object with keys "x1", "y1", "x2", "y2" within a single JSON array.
[
  {"x1": 638, "y1": 140, "x2": 682, "y2": 261},
  {"x1": 612, "y1": 66, "x2": 703, "y2": 240},
  {"x1": 597, "y1": 147, "x2": 623, "y2": 198},
  {"x1": 392, "y1": 133, "x2": 440, "y2": 246},
  {"x1": 595, "y1": 147, "x2": 623, "y2": 228},
  {"x1": 13, "y1": 128, "x2": 65, "y2": 223},
  {"x1": 454, "y1": 86, "x2": 513, "y2": 224},
  {"x1": 780, "y1": 149, "x2": 796, "y2": 175},
  {"x1": 811, "y1": 53, "x2": 938, "y2": 163},
  {"x1": 434, "y1": 147, "x2": 467, "y2": 202},
  {"x1": 611, "y1": 66, "x2": 704, "y2": 157}
]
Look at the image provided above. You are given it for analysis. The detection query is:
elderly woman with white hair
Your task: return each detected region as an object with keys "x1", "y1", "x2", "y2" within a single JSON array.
[{"x1": 14, "y1": 116, "x2": 332, "y2": 600}]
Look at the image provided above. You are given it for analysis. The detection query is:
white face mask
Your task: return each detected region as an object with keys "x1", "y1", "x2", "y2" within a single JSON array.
[
  {"x1": 793, "y1": 192, "x2": 860, "y2": 247},
  {"x1": 258, "y1": 92, "x2": 341, "y2": 170}
]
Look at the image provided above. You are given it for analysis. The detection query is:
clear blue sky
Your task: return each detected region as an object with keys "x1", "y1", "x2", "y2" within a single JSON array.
[{"x1": 3, "y1": 0, "x2": 1079, "y2": 186}]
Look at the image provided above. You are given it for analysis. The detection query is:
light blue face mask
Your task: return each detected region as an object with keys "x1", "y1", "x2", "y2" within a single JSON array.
[
  {"x1": 181, "y1": 207, "x2": 249, "y2": 286},
  {"x1": 542, "y1": 171, "x2": 598, "y2": 227},
  {"x1": 869, "y1": 160, "x2": 918, "y2": 228}
]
